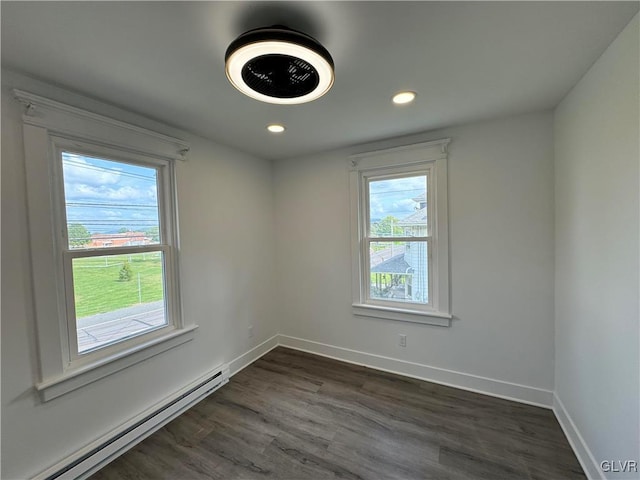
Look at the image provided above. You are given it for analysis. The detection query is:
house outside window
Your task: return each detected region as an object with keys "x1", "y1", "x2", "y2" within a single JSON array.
[
  {"x1": 370, "y1": 187, "x2": 429, "y2": 304},
  {"x1": 349, "y1": 139, "x2": 451, "y2": 326}
]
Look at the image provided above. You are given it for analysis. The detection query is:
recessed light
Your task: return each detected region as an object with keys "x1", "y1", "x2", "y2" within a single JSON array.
[
  {"x1": 267, "y1": 124, "x2": 286, "y2": 133},
  {"x1": 392, "y1": 91, "x2": 416, "y2": 105},
  {"x1": 226, "y1": 26, "x2": 335, "y2": 105}
]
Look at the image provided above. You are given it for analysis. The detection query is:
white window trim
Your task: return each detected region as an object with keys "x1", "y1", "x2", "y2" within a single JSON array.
[
  {"x1": 348, "y1": 139, "x2": 452, "y2": 327},
  {"x1": 14, "y1": 89, "x2": 196, "y2": 401}
]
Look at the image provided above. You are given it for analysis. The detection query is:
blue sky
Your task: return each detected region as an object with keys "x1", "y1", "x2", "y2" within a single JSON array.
[
  {"x1": 369, "y1": 175, "x2": 426, "y2": 222},
  {"x1": 61, "y1": 152, "x2": 425, "y2": 232},
  {"x1": 62, "y1": 152, "x2": 159, "y2": 234}
]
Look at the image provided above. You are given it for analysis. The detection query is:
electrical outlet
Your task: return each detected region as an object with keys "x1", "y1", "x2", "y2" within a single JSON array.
[
  {"x1": 399, "y1": 334, "x2": 407, "y2": 347},
  {"x1": 248, "y1": 325, "x2": 254, "y2": 338}
]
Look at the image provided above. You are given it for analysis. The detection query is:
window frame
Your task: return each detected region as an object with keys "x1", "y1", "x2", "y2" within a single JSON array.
[
  {"x1": 348, "y1": 139, "x2": 452, "y2": 326},
  {"x1": 52, "y1": 138, "x2": 182, "y2": 367},
  {"x1": 15, "y1": 89, "x2": 196, "y2": 401},
  {"x1": 363, "y1": 167, "x2": 433, "y2": 309}
]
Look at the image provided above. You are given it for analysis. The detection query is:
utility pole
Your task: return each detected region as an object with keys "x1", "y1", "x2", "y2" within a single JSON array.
[{"x1": 391, "y1": 217, "x2": 394, "y2": 256}]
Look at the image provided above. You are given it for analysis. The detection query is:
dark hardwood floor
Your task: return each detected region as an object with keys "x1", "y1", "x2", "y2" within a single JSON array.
[{"x1": 91, "y1": 347, "x2": 585, "y2": 480}]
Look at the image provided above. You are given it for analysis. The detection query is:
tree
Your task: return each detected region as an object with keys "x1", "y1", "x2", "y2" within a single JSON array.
[
  {"x1": 119, "y1": 261, "x2": 133, "y2": 282},
  {"x1": 68, "y1": 223, "x2": 91, "y2": 247},
  {"x1": 371, "y1": 215, "x2": 403, "y2": 237},
  {"x1": 144, "y1": 226, "x2": 160, "y2": 242},
  {"x1": 118, "y1": 227, "x2": 130, "y2": 233}
]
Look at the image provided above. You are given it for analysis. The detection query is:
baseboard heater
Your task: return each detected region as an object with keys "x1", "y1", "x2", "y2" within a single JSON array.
[{"x1": 37, "y1": 365, "x2": 230, "y2": 480}]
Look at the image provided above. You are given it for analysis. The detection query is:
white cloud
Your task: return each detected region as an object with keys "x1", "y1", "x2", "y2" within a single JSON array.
[
  {"x1": 60, "y1": 155, "x2": 160, "y2": 232},
  {"x1": 103, "y1": 210, "x2": 122, "y2": 218},
  {"x1": 65, "y1": 184, "x2": 155, "y2": 204},
  {"x1": 369, "y1": 176, "x2": 425, "y2": 219},
  {"x1": 392, "y1": 198, "x2": 417, "y2": 212},
  {"x1": 63, "y1": 155, "x2": 121, "y2": 186}
]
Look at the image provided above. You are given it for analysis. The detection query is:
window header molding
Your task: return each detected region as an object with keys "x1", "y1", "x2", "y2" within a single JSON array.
[
  {"x1": 348, "y1": 138, "x2": 450, "y2": 171},
  {"x1": 13, "y1": 89, "x2": 190, "y2": 162}
]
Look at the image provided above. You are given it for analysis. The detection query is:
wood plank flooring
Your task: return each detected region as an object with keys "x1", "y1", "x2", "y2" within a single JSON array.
[{"x1": 91, "y1": 347, "x2": 585, "y2": 480}]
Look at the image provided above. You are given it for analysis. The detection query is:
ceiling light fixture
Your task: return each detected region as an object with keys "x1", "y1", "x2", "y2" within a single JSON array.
[
  {"x1": 225, "y1": 26, "x2": 334, "y2": 105},
  {"x1": 392, "y1": 91, "x2": 417, "y2": 105},
  {"x1": 267, "y1": 124, "x2": 286, "y2": 133}
]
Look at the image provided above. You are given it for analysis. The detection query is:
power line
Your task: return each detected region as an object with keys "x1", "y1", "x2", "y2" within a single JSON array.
[
  {"x1": 67, "y1": 202, "x2": 158, "y2": 207},
  {"x1": 66, "y1": 202, "x2": 158, "y2": 209},
  {"x1": 62, "y1": 159, "x2": 157, "y2": 182},
  {"x1": 67, "y1": 221, "x2": 158, "y2": 225},
  {"x1": 369, "y1": 188, "x2": 426, "y2": 197}
]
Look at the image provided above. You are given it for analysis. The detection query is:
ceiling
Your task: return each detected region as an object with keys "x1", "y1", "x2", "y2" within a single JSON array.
[{"x1": 2, "y1": 2, "x2": 638, "y2": 160}]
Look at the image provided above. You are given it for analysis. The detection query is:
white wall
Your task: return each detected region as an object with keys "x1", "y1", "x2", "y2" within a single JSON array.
[
  {"x1": 274, "y1": 112, "x2": 555, "y2": 401},
  {"x1": 554, "y1": 14, "x2": 639, "y2": 480},
  {"x1": 4, "y1": 14, "x2": 637, "y2": 478},
  {"x1": 0, "y1": 71, "x2": 278, "y2": 479}
]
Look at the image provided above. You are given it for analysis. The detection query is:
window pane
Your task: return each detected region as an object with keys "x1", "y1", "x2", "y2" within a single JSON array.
[
  {"x1": 369, "y1": 175, "x2": 427, "y2": 237},
  {"x1": 62, "y1": 152, "x2": 160, "y2": 249},
  {"x1": 370, "y1": 240, "x2": 428, "y2": 304},
  {"x1": 72, "y1": 252, "x2": 167, "y2": 354}
]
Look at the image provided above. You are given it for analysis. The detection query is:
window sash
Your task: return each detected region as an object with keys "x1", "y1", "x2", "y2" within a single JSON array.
[
  {"x1": 62, "y1": 243, "x2": 178, "y2": 367},
  {"x1": 360, "y1": 166, "x2": 435, "y2": 311},
  {"x1": 55, "y1": 145, "x2": 171, "y2": 250},
  {"x1": 363, "y1": 237, "x2": 433, "y2": 308},
  {"x1": 364, "y1": 169, "x2": 431, "y2": 239},
  {"x1": 50, "y1": 141, "x2": 181, "y2": 368},
  {"x1": 367, "y1": 236, "x2": 430, "y2": 242}
]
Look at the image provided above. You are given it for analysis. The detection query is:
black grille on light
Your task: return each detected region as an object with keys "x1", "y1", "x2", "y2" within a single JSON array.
[
  {"x1": 225, "y1": 25, "x2": 333, "y2": 101},
  {"x1": 242, "y1": 54, "x2": 320, "y2": 98}
]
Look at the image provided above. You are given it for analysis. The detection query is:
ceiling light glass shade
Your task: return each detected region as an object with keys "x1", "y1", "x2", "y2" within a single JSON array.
[
  {"x1": 267, "y1": 124, "x2": 286, "y2": 133},
  {"x1": 393, "y1": 91, "x2": 417, "y2": 104},
  {"x1": 225, "y1": 26, "x2": 334, "y2": 105}
]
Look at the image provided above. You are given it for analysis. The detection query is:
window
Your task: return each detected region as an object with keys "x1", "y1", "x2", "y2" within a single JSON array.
[
  {"x1": 59, "y1": 149, "x2": 175, "y2": 358},
  {"x1": 16, "y1": 89, "x2": 195, "y2": 400},
  {"x1": 349, "y1": 139, "x2": 451, "y2": 326}
]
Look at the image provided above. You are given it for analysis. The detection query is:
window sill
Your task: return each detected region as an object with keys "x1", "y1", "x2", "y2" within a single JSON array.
[
  {"x1": 352, "y1": 303, "x2": 451, "y2": 326},
  {"x1": 36, "y1": 325, "x2": 198, "y2": 402}
]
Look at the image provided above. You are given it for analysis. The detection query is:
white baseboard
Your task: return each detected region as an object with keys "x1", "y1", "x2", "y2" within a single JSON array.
[
  {"x1": 34, "y1": 335, "x2": 279, "y2": 480},
  {"x1": 34, "y1": 333, "x2": 574, "y2": 480},
  {"x1": 34, "y1": 365, "x2": 229, "y2": 480},
  {"x1": 278, "y1": 334, "x2": 554, "y2": 408},
  {"x1": 228, "y1": 334, "x2": 279, "y2": 377},
  {"x1": 553, "y1": 393, "x2": 604, "y2": 480}
]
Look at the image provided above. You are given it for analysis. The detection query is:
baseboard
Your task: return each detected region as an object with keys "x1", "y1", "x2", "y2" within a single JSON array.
[
  {"x1": 32, "y1": 335, "x2": 279, "y2": 480},
  {"x1": 553, "y1": 393, "x2": 604, "y2": 480},
  {"x1": 228, "y1": 334, "x2": 280, "y2": 377},
  {"x1": 30, "y1": 333, "x2": 564, "y2": 480},
  {"x1": 34, "y1": 365, "x2": 229, "y2": 480},
  {"x1": 278, "y1": 334, "x2": 554, "y2": 408}
]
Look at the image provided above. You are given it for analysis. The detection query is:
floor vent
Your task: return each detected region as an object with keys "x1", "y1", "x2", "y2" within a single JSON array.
[{"x1": 39, "y1": 365, "x2": 229, "y2": 480}]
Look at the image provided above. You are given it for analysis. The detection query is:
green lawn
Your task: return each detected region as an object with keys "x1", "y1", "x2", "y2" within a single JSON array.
[{"x1": 72, "y1": 253, "x2": 164, "y2": 318}]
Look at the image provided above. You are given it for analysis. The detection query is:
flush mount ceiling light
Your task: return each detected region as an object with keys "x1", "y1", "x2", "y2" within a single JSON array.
[
  {"x1": 267, "y1": 124, "x2": 286, "y2": 133},
  {"x1": 225, "y1": 25, "x2": 334, "y2": 105},
  {"x1": 393, "y1": 91, "x2": 417, "y2": 105}
]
